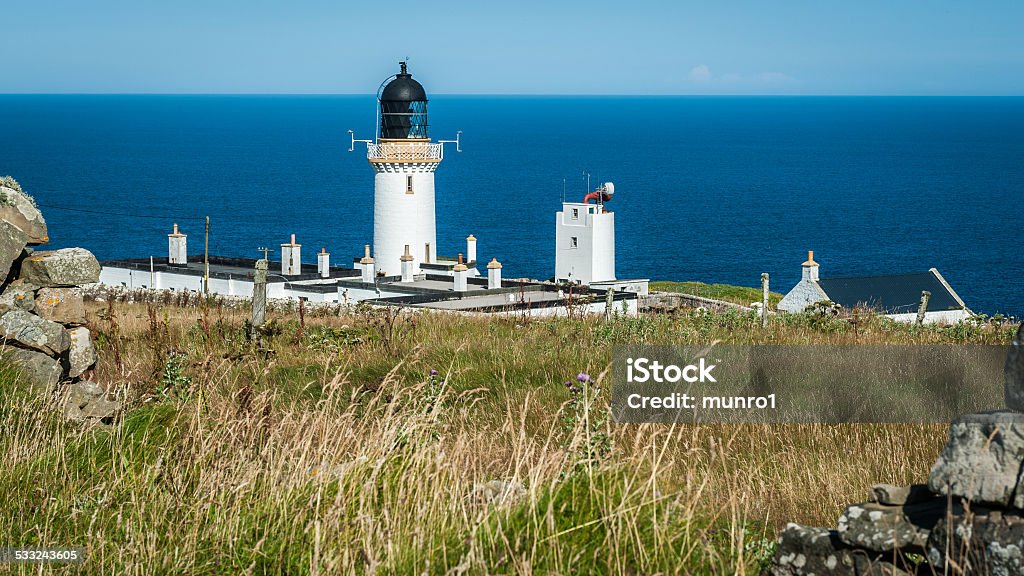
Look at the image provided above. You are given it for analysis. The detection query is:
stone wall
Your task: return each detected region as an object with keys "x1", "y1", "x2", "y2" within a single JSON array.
[
  {"x1": 641, "y1": 291, "x2": 752, "y2": 314},
  {"x1": 768, "y1": 324, "x2": 1024, "y2": 575},
  {"x1": 0, "y1": 177, "x2": 115, "y2": 421}
]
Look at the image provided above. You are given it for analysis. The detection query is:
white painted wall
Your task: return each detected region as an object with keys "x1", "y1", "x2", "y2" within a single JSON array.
[
  {"x1": 101, "y1": 266, "x2": 205, "y2": 292},
  {"x1": 591, "y1": 279, "x2": 650, "y2": 296},
  {"x1": 317, "y1": 251, "x2": 330, "y2": 278},
  {"x1": 884, "y1": 309, "x2": 973, "y2": 324},
  {"x1": 168, "y1": 235, "x2": 187, "y2": 265},
  {"x1": 373, "y1": 163, "x2": 437, "y2": 277},
  {"x1": 555, "y1": 202, "x2": 615, "y2": 285},
  {"x1": 484, "y1": 298, "x2": 639, "y2": 318},
  {"x1": 281, "y1": 243, "x2": 301, "y2": 276},
  {"x1": 337, "y1": 285, "x2": 405, "y2": 304},
  {"x1": 101, "y1": 265, "x2": 347, "y2": 303}
]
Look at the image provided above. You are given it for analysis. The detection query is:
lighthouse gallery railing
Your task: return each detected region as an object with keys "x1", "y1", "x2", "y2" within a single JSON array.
[{"x1": 367, "y1": 142, "x2": 443, "y2": 162}]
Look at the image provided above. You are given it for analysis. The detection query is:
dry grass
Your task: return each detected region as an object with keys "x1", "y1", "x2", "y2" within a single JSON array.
[{"x1": 0, "y1": 299, "x2": 1014, "y2": 574}]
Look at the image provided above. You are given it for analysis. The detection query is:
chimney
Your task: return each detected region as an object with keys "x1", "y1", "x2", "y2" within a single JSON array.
[
  {"x1": 360, "y1": 244, "x2": 375, "y2": 283},
  {"x1": 317, "y1": 247, "x2": 330, "y2": 278},
  {"x1": 802, "y1": 250, "x2": 819, "y2": 282},
  {"x1": 453, "y1": 253, "x2": 468, "y2": 292},
  {"x1": 400, "y1": 244, "x2": 415, "y2": 283},
  {"x1": 466, "y1": 234, "x2": 477, "y2": 264},
  {"x1": 168, "y1": 223, "x2": 187, "y2": 265},
  {"x1": 281, "y1": 233, "x2": 301, "y2": 276},
  {"x1": 487, "y1": 258, "x2": 502, "y2": 289}
]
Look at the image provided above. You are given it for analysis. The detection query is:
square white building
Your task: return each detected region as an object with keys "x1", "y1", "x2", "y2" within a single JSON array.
[{"x1": 555, "y1": 201, "x2": 615, "y2": 285}]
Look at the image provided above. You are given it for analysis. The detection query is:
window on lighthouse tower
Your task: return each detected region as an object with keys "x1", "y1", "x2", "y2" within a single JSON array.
[{"x1": 406, "y1": 175, "x2": 414, "y2": 195}]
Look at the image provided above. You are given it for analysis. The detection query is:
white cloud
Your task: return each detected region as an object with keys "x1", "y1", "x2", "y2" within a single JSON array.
[
  {"x1": 689, "y1": 64, "x2": 712, "y2": 83},
  {"x1": 687, "y1": 64, "x2": 795, "y2": 88}
]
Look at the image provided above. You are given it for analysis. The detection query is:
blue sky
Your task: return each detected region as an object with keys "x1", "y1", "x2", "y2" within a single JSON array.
[{"x1": 2, "y1": 0, "x2": 1022, "y2": 95}]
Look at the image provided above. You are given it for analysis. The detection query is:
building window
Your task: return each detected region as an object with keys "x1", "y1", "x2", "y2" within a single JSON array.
[
  {"x1": 425, "y1": 243, "x2": 431, "y2": 263},
  {"x1": 406, "y1": 175, "x2": 414, "y2": 194},
  {"x1": 571, "y1": 208, "x2": 579, "y2": 220},
  {"x1": 570, "y1": 236, "x2": 578, "y2": 249}
]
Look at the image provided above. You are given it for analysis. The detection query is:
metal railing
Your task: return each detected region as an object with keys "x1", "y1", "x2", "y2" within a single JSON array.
[{"x1": 367, "y1": 142, "x2": 443, "y2": 162}]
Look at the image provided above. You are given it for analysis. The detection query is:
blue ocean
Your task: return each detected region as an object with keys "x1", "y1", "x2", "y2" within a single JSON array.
[{"x1": 1, "y1": 95, "x2": 1021, "y2": 316}]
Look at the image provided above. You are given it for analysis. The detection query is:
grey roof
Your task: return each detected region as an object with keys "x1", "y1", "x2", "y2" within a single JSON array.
[{"x1": 817, "y1": 270, "x2": 965, "y2": 314}]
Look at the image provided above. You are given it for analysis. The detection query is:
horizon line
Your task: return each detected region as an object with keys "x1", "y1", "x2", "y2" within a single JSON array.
[{"x1": 1, "y1": 92, "x2": 1023, "y2": 98}]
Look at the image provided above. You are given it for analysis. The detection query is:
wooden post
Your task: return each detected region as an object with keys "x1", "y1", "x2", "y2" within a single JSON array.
[
  {"x1": 297, "y1": 297, "x2": 305, "y2": 343},
  {"x1": 916, "y1": 290, "x2": 931, "y2": 325},
  {"x1": 252, "y1": 259, "x2": 267, "y2": 338},
  {"x1": 203, "y1": 215, "x2": 210, "y2": 294},
  {"x1": 761, "y1": 273, "x2": 770, "y2": 328},
  {"x1": 604, "y1": 288, "x2": 614, "y2": 319}
]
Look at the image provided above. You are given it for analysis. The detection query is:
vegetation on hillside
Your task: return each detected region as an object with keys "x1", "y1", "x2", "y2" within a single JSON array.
[
  {"x1": 651, "y1": 281, "x2": 784, "y2": 308},
  {"x1": 0, "y1": 299, "x2": 1014, "y2": 574}
]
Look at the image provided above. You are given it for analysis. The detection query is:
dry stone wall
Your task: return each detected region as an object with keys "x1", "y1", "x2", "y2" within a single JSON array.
[
  {"x1": 768, "y1": 324, "x2": 1024, "y2": 575},
  {"x1": 0, "y1": 177, "x2": 115, "y2": 421}
]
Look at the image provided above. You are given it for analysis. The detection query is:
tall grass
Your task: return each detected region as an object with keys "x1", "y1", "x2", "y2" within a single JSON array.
[{"x1": 0, "y1": 301, "x2": 1013, "y2": 574}]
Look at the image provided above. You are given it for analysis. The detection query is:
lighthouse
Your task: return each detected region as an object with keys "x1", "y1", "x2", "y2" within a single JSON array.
[{"x1": 350, "y1": 62, "x2": 460, "y2": 277}]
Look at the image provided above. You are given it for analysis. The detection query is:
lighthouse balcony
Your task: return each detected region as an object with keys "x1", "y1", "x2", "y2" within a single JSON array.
[{"x1": 368, "y1": 141, "x2": 443, "y2": 163}]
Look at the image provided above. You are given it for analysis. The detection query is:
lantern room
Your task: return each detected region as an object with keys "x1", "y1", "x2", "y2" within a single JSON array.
[{"x1": 379, "y1": 61, "x2": 428, "y2": 140}]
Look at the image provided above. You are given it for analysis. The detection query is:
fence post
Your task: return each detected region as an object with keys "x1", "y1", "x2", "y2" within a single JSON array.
[
  {"x1": 252, "y1": 259, "x2": 268, "y2": 338},
  {"x1": 604, "y1": 288, "x2": 615, "y2": 319},
  {"x1": 761, "y1": 273, "x2": 770, "y2": 328},
  {"x1": 916, "y1": 290, "x2": 931, "y2": 325}
]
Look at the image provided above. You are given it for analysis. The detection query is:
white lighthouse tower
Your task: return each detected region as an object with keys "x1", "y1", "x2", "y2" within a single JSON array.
[{"x1": 350, "y1": 62, "x2": 460, "y2": 277}]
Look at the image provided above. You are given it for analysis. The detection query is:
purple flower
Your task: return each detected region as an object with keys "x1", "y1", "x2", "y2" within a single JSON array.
[
  {"x1": 564, "y1": 381, "x2": 573, "y2": 388},
  {"x1": 430, "y1": 369, "x2": 438, "y2": 376},
  {"x1": 577, "y1": 373, "x2": 591, "y2": 383}
]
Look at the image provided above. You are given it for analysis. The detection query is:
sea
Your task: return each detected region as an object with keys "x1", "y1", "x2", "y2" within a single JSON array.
[{"x1": 0, "y1": 95, "x2": 1022, "y2": 317}]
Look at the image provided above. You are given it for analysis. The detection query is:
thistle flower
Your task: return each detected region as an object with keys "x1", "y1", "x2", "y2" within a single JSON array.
[
  {"x1": 577, "y1": 373, "x2": 590, "y2": 383},
  {"x1": 430, "y1": 369, "x2": 438, "y2": 376}
]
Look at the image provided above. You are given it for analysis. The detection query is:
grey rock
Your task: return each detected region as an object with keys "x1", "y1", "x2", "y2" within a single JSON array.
[
  {"x1": 35, "y1": 287, "x2": 85, "y2": 325},
  {"x1": 471, "y1": 479, "x2": 527, "y2": 506},
  {"x1": 18, "y1": 248, "x2": 100, "y2": 287},
  {"x1": 1007, "y1": 324, "x2": 1024, "y2": 412},
  {"x1": 928, "y1": 410, "x2": 1024, "y2": 508},
  {"x1": 927, "y1": 508, "x2": 1024, "y2": 574},
  {"x1": 0, "y1": 346, "x2": 63, "y2": 392},
  {"x1": 870, "y1": 484, "x2": 935, "y2": 506},
  {"x1": 0, "y1": 184, "x2": 47, "y2": 245},
  {"x1": 63, "y1": 380, "x2": 119, "y2": 421},
  {"x1": 836, "y1": 498, "x2": 945, "y2": 552},
  {"x1": 0, "y1": 309, "x2": 70, "y2": 355},
  {"x1": 0, "y1": 220, "x2": 29, "y2": 282},
  {"x1": 769, "y1": 523, "x2": 914, "y2": 575},
  {"x1": 64, "y1": 326, "x2": 96, "y2": 378},
  {"x1": 0, "y1": 280, "x2": 36, "y2": 314}
]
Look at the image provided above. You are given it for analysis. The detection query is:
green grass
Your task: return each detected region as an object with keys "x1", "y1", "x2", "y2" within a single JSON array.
[
  {"x1": 651, "y1": 281, "x2": 784, "y2": 308},
  {"x1": 0, "y1": 300, "x2": 1013, "y2": 574}
]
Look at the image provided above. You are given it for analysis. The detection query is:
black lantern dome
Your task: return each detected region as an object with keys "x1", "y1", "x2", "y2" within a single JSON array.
[{"x1": 379, "y1": 61, "x2": 428, "y2": 140}]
